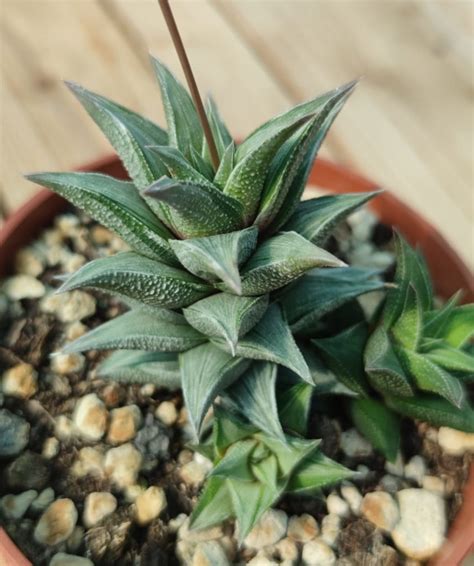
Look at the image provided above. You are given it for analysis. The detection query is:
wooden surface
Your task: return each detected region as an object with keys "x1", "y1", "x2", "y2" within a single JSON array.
[{"x1": 1, "y1": 0, "x2": 473, "y2": 270}]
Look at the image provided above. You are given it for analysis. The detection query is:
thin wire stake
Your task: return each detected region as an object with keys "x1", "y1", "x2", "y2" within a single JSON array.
[{"x1": 157, "y1": 0, "x2": 220, "y2": 171}]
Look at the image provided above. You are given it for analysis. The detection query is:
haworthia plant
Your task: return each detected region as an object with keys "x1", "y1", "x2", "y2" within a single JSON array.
[{"x1": 27, "y1": 57, "x2": 473, "y2": 535}]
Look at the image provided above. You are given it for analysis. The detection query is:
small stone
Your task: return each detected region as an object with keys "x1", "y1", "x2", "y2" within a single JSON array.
[
  {"x1": 135, "y1": 486, "x2": 167, "y2": 526},
  {"x1": 348, "y1": 208, "x2": 377, "y2": 241},
  {"x1": 247, "y1": 552, "x2": 278, "y2": 566},
  {"x1": 107, "y1": 404, "x2": 142, "y2": 445},
  {"x1": 385, "y1": 452, "x2": 404, "y2": 476},
  {"x1": 51, "y1": 353, "x2": 85, "y2": 375},
  {"x1": 31, "y1": 488, "x2": 55, "y2": 513},
  {"x1": 123, "y1": 484, "x2": 146, "y2": 503},
  {"x1": 340, "y1": 482, "x2": 363, "y2": 515},
  {"x1": 65, "y1": 322, "x2": 87, "y2": 341},
  {"x1": 91, "y1": 225, "x2": 113, "y2": 245},
  {"x1": 34, "y1": 498, "x2": 78, "y2": 546},
  {"x1": 41, "y1": 291, "x2": 96, "y2": 323},
  {"x1": 3, "y1": 275, "x2": 45, "y2": 300},
  {"x1": 380, "y1": 474, "x2": 403, "y2": 494},
  {"x1": 438, "y1": 427, "x2": 474, "y2": 456},
  {"x1": 72, "y1": 447, "x2": 105, "y2": 478},
  {"x1": 83, "y1": 492, "x2": 117, "y2": 528},
  {"x1": 176, "y1": 540, "x2": 195, "y2": 564},
  {"x1": 50, "y1": 553, "x2": 93, "y2": 566},
  {"x1": 42, "y1": 437, "x2": 60, "y2": 459},
  {"x1": 178, "y1": 517, "x2": 223, "y2": 543},
  {"x1": 179, "y1": 460, "x2": 208, "y2": 488},
  {"x1": 140, "y1": 383, "x2": 156, "y2": 397},
  {"x1": 66, "y1": 526, "x2": 84, "y2": 553},
  {"x1": 169, "y1": 513, "x2": 187, "y2": 533},
  {"x1": 404, "y1": 455, "x2": 426, "y2": 485},
  {"x1": 0, "y1": 490, "x2": 37, "y2": 519},
  {"x1": 287, "y1": 513, "x2": 319, "y2": 542},
  {"x1": 178, "y1": 449, "x2": 194, "y2": 465},
  {"x1": 72, "y1": 394, "x2": 108, "y2": 442},
  {"x1": 355, "y1": 464, "x2": 371, "y2": 479},
  {"x1": 340, "y1": 428, "x2": 373, "y2": 458},
  {"x1": 422, "y1": 475, "x2": 445, "y2": 496},
  {"x1": 15, "y1": 247, "x2": 44, "y2": 277},
  {"x1": 6, "y1": 451, "x2": 50, "y2": 490},
  {"x1": 274, "y1": 537, "x2": 299, "y2": 563},
  {"x1": 326, "y1": 492, "x2": 350, "y2": 517},
  {"x1": 320, "y1": 514, "x2": 341, "y2": 548},
  {"x1": 244, "y1": 509, "x2": 288, "y2": 550},
  {"x1": 392, "y1": 489, "x2": 446, "y2": 560},
  {"x1": 192, "y1": 540, "x2": 230, "y2": 566},
  {"x1": 155, "y1": 400, "x2": 178, "y2": 426},
  {"x1": 0, "y1": 408, "x2": 30, "y2": 456},
  {"x1": 104, "y1": 443, "x2": 142, "y2": 488},
  {"x1": 55, "y1": 416, "x2": 75, "y2": 441},
  {"x1": 361, "y1": 491, "x2": 399, "y2": 531},
  {"x1": 62, "y1": 253, "x2": 86, "y2": 273},
  {"x1": 301, "y1": 539, "x2": 336, "y2": 565},
  {"x1": 2, "y1": 363, "x2": 38, "y2": 399},
  {"x1": 100, "y1": 383, "x2": 124, "y2": 408},
  {"x1": 55, "y1": 214, "x2": 80, "y2": 237}
]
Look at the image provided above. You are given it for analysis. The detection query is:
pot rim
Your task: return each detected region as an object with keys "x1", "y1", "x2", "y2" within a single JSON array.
[{"x1": 0, "y1": 154, "x2": 472, "y2": 565}]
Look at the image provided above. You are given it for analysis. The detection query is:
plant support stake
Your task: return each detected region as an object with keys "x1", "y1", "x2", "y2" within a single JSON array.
[{"x1": 157, "y1": 0, "x2": 220, "y2": 171}]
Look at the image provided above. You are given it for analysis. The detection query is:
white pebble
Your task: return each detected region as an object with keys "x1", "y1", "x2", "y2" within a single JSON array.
[
  {"x1": 83, "y1": 492, "x2": 117, "y2": 528},
  {"x1": 42, "y1": 437, "x2": 60, "y2": 459},
  {"x1": 104, "y1": 443, "x2": 142, "y2": 488},
  {"x1": 15, "y1": 247, "x2": 44, "y2": 277},
  {"x1": 340, "y1": 428, "x2": 373, "y2": 458},
  {"x1": 320, "y1": 514, "x2": 341, "y2": 548},
  {"x1": 301, "y1": 539, "x2": 336, "y2": 565},
  {"x1": 192, "y1": 540, "x2": 230, "y2": 566},
  {"x1": 34, "y1": 498, "x2": 78, "y2": 546},
  {"x1": 326, "y1": 492, "x2": 350, "y2": 517},
  {"x1": 287, "y1": 513, "x2": 319, "y2": 542},
  {"x1": 2, "y1": 363, "x2": 38, "y2": 399},
  {"x1": 244, "y1": 509, "x2": 288, "y2": 550},
  {"x1": 385, "y1": 452, "x2": 404, "y2": 476},
  {"x1": 179, "y1": 460, "x2": 208, "y2": 488},
  {"x1": 404, "y1": 455, "x2": 426, "y2": 485},
  {"x1": 177, "y1": 516, "x2": 223, "y2": 543},
  {"x1": 31, "y1": 488, "x2": 55, "y2": 513},
  {"x1": 51, "y1": 353, "x2": 85, "y2": 375},
  {"x1": 438, "y1": 427, "x2": 474, "y2": 456},
  {"x1": 135, "y1": 486, "x2": 167, "y2": 526},
  {"x1": 340, "y1": 482, "x2": 363, "y2": 515},
  {"x1": 361, "y1": 491, "x2": 400, "y2": 531},
  {"x1": 155, "y1": 401, "x2": 178, "y2": 426},
  {"x1": 107, "y1": 404, "x2": 142, "y2": 445},
  {"x1": 0, "y1": 490, "x2": 37, "y2": 519},
  {"x1": 41, "y1": 291, "x2": 96, "y2": 323},
  {"x1": 422, "y1": 475, "x2": 446, "y2": 496},
  {"x1": 3, "y1": 275, "x2": 45, "y2": 300},
  {"x1": 72, "y1": 393, "x2": 108, "y2": 442},
  {"x1": 72, "y1": 447, "x2": 105, "y2": 478},
  {"x1": 54, "y1": 416, "x2": 75, "y2": 441},
  {"x1": 50, "y1": 553, "x2": 93, "y2": 566}
]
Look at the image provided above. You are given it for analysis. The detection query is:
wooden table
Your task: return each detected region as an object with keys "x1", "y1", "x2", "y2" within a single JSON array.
[{"x1": 1, "y1": 0, "x2": 473, "y2": 270}]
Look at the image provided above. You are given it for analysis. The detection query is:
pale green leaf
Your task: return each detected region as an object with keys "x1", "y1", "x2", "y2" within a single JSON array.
[
  {"x1": 180, "y1": 343, "x2": 250, "y2": 438},
  {"x1": 442, "y1": 304, "x2": 474, "y2": 348},
  {"x1": 146, "y1": 145, "x2": 214, "y2": 186},
  {"x1": 214, "y1": 142, "x2": 235, "y2": 189},
  {"x1": 203, "y1": 95, "x2": 233, "y2": 161},
  {"x1": 251, "y1": 454, "x2": 279, "y2": 490},
  {"x1": 62, "y1": 308, "x2": 205, "y2": 353},
  {"x1": 236, "y1": 232, "x2": 345, "y2": 296},
  {"x1": 97, "y1": 350, "x2": 180, "y2": 389},
  {"x1": 183, "y1": 294, "x2": 268, "y2": 355},
  {"x1": 144, "y1": 177, "x2": 244, "y2": 238},
  {"x1": 259, "y1": 434, "x2": 319, "y2": 477},
  {"x1": 423, "y1": 292, "x2": 461, "y2": 339},
  {"x1": 190, "y1": 476, "x2": 234, "y2": 531},
  {"x1": 282, "y1": 192, "x2": 379, "y2": 246},
  {"x1": 26, "y1": 172, "x2": 175, "y2": 264},
  {"x1": 170, "y1": 227, "x2": 258, "y2": 294},
  {"x1": 212, "y1": 406, "x2": 258, "y2": 457},
  {"x1": 287, "y1": 451, "x2": 353, "y2": 495},
  {"x1": 351, "y1": 398, "x2": 401, "y2": 462},
  {"x1": 277, "y1": 382, "x2": 314, "y2": 435},
  {"x1": 426, "y1": 347, "x2": 474, "y2": 376},
  {"x1": 57, "y1": 251, "x2": 212, "y2": 308},
  {"x1": 391, "y1": 284, "x2": 423, "y2": 350},
  {"x1": 209, "y1": 439, "x2": 257, "y2": 482}
]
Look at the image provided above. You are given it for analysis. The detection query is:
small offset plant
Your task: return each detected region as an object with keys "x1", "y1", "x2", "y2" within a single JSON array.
[{"x1": 26, "y1": 2, "x2": 474, "y2": 537}]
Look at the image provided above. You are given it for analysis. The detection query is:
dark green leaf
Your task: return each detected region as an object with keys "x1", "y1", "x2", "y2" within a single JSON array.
[
  {"x1": 278, "y1": 383, "x2": 314, "y2": 435},
  {"x1": 146, "y1": 145, "x2": 214, "y2": 186}
]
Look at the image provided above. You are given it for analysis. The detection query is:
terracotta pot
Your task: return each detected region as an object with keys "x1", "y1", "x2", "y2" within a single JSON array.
[{"x1": 0, "y1": 155, "x2": 472, "y2": 564}]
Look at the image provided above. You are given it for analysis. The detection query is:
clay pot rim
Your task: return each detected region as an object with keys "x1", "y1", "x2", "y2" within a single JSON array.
[{"x1": 0, "y1": 154, "x2": 472, "y2": 565}]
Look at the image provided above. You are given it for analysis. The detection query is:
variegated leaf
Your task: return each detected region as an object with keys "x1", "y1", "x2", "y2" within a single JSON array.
[
  {"x1": 26, "y1": 172, "x2": 175, "y2": 264},
  {"x1": 214, "y1": 142, "x2": 235, "y2": 189},
  {"x1": 224, "y1": 118, "x2": 310, "y2": 224},
  {"x1": 170, "y1": 227, "x2": 258, "y2": 294},
  {"x1": 97, "y1": 350, "x2": 181, "y2": 389},
  {"x1": 351, "y1": 398, "x2": 401, "y2": 462},
  {"x1": 364, "y1": 325, "x2": 414, "y2": 397},
  {"x1": 57, "y1": 251, "x2": 212, "y2": 308},
  {"x1": 180, "y1": 343, "x2": 251, "y2": 438},
  {"x1": 62, "y1": 308, "x2": 205, "y2": 353},
  {"x1": 312, "y1": 323, "x2": 371, "y2": 396},
  {"x1": 391, "y1": 284, "x2": 423, "y2": 350},
  {"x1": 280, "y1": 267, "x2": 384, "y2": 334},
  {"x1": 183, "y1": 294, "x2": 268, "y2": 355},
  {"x1": 282, "y1": 192, "x2": 379, "y2": 246},
  {"x1": 151, "y1": 56, "x2": 203, "y2": 161},
  {"x1": 426, "y1": 347, "x2": 474, "y2": 376},
  {"x1": 225, "y1": 362, "x2": 285, "y2": 441},
  {"x1": 397, "y1": 348, "x2": 465, "y2": 408},
  {"x1": 287, "y1": 451, "x2": 353, "y2": 495},
  {"x1": 144, "y1": 177, "x2": 244, "y2": 238},
  {"x1": 190, "y1": 476, "x2": 233, "y2": 531},
  {"x1": 213, "y1": 304, "x2": 311, "y2": 383},
  {"x1": 235, "y1": 232, "x2": 344, "y2": 296},
  {"x1": 203, "y1": 95, "x2": 233, "y2": 162},
  {"x1": 386, "y1": 394, "x2": 474, "y2": 432}
]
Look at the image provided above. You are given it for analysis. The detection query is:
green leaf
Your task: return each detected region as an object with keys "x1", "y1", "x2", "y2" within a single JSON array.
[
  {"x1": 259, "y1": 434, "x2": 319, "y2": 477},
  {"x1": 386, "y1": 394, "x2": 474, "y2": 432},
  {"x1": 423, "y1": 292, "x2": 461, "y2": 339},
  {"x1": 213, "y1": 304, "x2": 311, "y2": 383},
  {"x1": 146, "y1": 145, "x2": 214, "y2": 186},
  {"x1": 214, "y1": 142, "x2": 235, "y2": 189},
  {"x1": 426, "y1": 347, "x2": 474, "y2": 376},
  {"x1": 398, "y1": 348, "x2": 466, "y2": 408},
  {"x1": 57, "y1": 251, "x2": 212, "y2": 309},
  {"x1": 364, "y1": 325, "x2": 414, "y2": 397},
  {"x1": 203, "y1": 95, "x2": 233, "y2": 161},
  {"x1": 350, "y1": 398, "x2": 401, "y2": 462},
  {"x1": 170, "y1": 227, "x2": 258, "y2": 294},
  {"x1": 277, "y1": 383, "x2": 314, "y2": 435},
  {"x1": 224, "y1": 118, "x2": 309, "y2": 224},
  {"x1": 26, "y1": 172, "x2": 176, "y2": 264},
  {"x1": 442, "y1": 304, "x2": 474, "y2": 348},
  {"x1": 283, "y1": 192, "x2": 379, "y2": 246},
  {"x1": 251, "y1": 454, "x2": 279, "y2": 490},
  {"x1": 225, "y1": 362, "x2": 285, "y2": 441},
  {"x1": 210, "y1": 439, "x2": 257, "y2": 482},
  {"x1": 62, "y1": 308, "x2": 205, "y2": 353},
  {"x1": 236, "y1": 232, "x2": 345, "y2": 296},
  {"x1": 391, "y1": 284, "x2": 423, "y2": 350},
  {"x1": 190, "y1": 476, "x2": 234, "y2": 530},
  {"x1": 180, "y1": 343, "x2": 250, "y2": 438},
  {"x1": 280, "y1": 267, "x2": 384, "y2": 334},
  {"x1": 144, "y1": 177, "x2": 244, "y2": 238},
  {"x1": 212, "y1": 406, "x2": 258, "y2": 457},
  {"x1": 183, "y1": 294, "x2": 268, "y2": 355},
  {"x1": 312, "y1": 323, "x2": 371, "y2": 396},
  {"x1": 97, "y1": 350, "x2": 180, "y2": 389},
  {"x1": 151, "y1": 56, "x2": 202, "y2": 161},
  {"x1": 287, "y1": 451, "x2": 353, "y2": 495}
]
